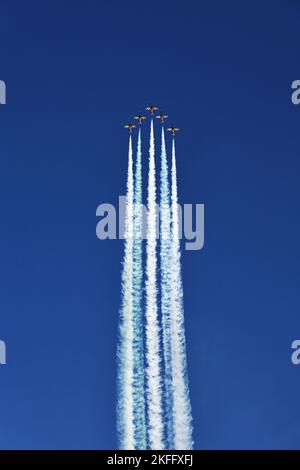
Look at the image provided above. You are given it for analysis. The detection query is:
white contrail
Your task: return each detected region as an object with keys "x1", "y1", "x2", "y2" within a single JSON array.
[
  {"x1": 132, "y1": 128, "x2": 147, "y2": 449},
  {"x1": 145, "y1": 119, "x2": 165, "y2": 450},
  {"x1": 159, "y1": 126, "x2": 174, "y2": 449},
  {"x1": 170, "y1": 138, "x2": 194, "y2": 450},
  {"x1": 117, "y1": 135, "x2": 135, "y2": 449}
]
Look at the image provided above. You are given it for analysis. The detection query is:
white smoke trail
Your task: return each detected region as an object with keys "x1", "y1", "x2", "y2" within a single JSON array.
[
  {"x1": 132, "y1": 128, "x2": 147, "y2": 449},
  {"x1": 145, "y1": 119, "x2": 165, "y2": 450},
  {"x1": 159, "y1": 126, "x2": 174, "y2": 449},
  {"x1": 117, "y1": 135, "x2": 135, "y2": 449},
  {"x1": 170, "y1": 138, "x2": 194, "y2": 450}
]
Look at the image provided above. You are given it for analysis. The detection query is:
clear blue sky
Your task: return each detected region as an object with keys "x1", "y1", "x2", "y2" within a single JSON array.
[{"x1": 0, "y1": 0, "x2": 300, "y2": 450}]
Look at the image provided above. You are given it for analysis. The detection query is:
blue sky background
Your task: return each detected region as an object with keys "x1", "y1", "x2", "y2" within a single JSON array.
[{"x1": 0, "y1": 0, "x2": 300, "y2": 449}]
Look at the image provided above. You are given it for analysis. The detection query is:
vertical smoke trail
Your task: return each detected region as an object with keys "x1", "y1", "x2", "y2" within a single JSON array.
[
  {"x1": 132, "y1": 128, "x2": 147, "y2": 449},
  {"x1": 117, "y1": 135, "x2": 135, "y2": 449},
  {"x1": 145, "y1": 119, "x2": 165, "y2": 450},
  {"x1": 170, "y1": 138, "x2": 193, "y2": 450},
  {"x1": 159, "y1": 126, "x2": 174, "y2": 449}
]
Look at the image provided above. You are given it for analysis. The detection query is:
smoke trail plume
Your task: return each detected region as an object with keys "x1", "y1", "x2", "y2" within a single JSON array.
[
  {"x1": 117, "y1": 135, "x2": 135, "y2": 449},
  {"x1": 145, "y1": 119, "x2": 165, "y2": 450},
  {"x1": 132, "y1": 128, "x2": 147, "y2": 449},
  {"x1": 159, "y1": 127, "x2": 174, "y2": 449},
  {"x1": 170, "y1": 138, "x2": 193, "y2": 450}
]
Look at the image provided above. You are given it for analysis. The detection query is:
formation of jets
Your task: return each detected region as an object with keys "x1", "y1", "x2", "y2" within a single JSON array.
[{"x1": 124, "y1": 105, "x2": 180, "y2": 136}]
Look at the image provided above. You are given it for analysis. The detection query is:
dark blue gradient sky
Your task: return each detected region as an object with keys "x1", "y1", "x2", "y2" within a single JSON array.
[{"x1": 0, "y1": 0, "x2": 300, "y2": 449}]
